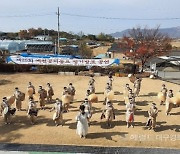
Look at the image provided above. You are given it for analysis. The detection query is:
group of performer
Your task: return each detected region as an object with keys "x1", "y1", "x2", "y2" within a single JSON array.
[{"x1": 1, "y1": 74, "x2": 180, "y2": 138}]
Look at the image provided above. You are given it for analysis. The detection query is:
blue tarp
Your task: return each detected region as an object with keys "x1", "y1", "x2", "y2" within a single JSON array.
[{"x1": 20, "y1": 53, "x2": 80, "y2": 59}]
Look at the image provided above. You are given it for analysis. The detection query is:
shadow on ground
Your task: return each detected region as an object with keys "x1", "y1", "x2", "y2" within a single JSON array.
[
  {"x1": 114, "y1": 91, "x2": 123, "y2": 95},
  {"x1": 0, "y1": 114, "x2": 49, "y2": 142},
  {"x1": 140, "y1": 92, "x2": 158, "y2": 97},
  {"x1": 155, "y1": 123, "x2": 180, "y2": 132},
  {"x1": 87, "y1": 131, "x2": 128, "y2": 142},
  {"x1": 136, "y1": 101, "x2": 151, "y2": 106},
  {"x1": 0, "y1": 80, "x2": 13, "y2": 86}
]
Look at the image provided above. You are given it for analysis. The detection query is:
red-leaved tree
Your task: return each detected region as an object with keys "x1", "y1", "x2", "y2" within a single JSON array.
[{"x1": 120, "y1": 26, "x2": 172, "y2": 73}]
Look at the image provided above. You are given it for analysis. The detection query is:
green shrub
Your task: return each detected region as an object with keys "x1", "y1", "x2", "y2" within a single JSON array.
[
  {"x1": 123, "y1": 63, "x2": 139, "y2": 74},
  {"x1": 0, "y1": 63, "x2": 139, "y2": 74},
  {"x1": 36, "y1": 65, "x2": 88, "y2": 73},
  {"x1": 0, "y1": 64, "x2": 32, "y2": 72}
]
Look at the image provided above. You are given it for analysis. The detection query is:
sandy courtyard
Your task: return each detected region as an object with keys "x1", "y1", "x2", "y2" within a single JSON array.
[{"x1": 0, "y1": 73, "x2": 179, "y2": 149}]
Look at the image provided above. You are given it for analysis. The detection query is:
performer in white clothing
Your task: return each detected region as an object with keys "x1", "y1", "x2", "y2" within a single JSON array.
[{"x1": 76, "y1": 105, "x2": 90, "y2": 138}]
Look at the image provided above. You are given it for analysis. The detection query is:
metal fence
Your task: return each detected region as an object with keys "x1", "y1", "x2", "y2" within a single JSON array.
[{"x1": 158, "y1": 71, "x2": 180, "y2": 79}]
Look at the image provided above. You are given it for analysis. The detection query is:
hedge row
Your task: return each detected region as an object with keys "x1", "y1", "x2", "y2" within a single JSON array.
[
  {"x1": 0, "y1": 64, "x2": 32, "y2": 72},
  {"x1": 36, "y1": 65, "x2": 88, "y2": 73},
  {"x1": 0, "y1": 63, "x2": 138, "y2": 74},
  {"x1": 90, "y1": 63, "x2": 138, "y2": 74}
]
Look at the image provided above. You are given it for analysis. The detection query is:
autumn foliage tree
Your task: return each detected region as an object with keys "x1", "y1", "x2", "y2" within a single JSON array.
[
  {"x1": 18, "y1": 30, "x2": 29, "y2": 39},
  {"x1": 120, "y1": 26, "x2": 172, "y2": 73}
]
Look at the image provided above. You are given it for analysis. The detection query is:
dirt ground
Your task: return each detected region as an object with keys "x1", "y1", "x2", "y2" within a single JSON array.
[
  {"x1": 92, "y1": 46, "x2": 110, "y2": 56},
  {"x1": 0, "y1": 73, "x2": 179, "y2": 149},
  {"x1": 171, "y1": 41, "x2": 180, "y2": 48}
]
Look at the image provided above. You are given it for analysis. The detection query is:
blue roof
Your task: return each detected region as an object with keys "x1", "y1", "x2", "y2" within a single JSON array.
[
  {"x1": 95, "y1": 54, "x2": 106, "y2": 59},
  {"x1": 59, "y1": 38, "x2": 67, "y2": 41},
  {"x1": 20, "y1": 53, "x2": 80, "y2": 59},
  {"x1": 0, "y1": 40, "x2": 53, "y2": 53}
]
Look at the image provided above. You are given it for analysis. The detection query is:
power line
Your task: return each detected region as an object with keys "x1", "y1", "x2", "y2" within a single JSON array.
[
  {"x1": 0, "y1": 13, "x2": 55, "y2": 18},
  {"x1": 0, "y1": 12, "x2": 180, "y2": 21},
  {"x1": 61, "y1": 13, "x2": 180, "y2": 21}
]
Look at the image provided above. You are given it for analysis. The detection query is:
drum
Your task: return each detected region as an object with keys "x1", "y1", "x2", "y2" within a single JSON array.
[
  {"x1": 62, "y1": 95, "x2": 71, "y2": 104},
  {"x1": 157, "y1": 92, "x2": 166, "y2": 102},
  {"x1": 7, "y1": 96, "x2": 15, "y2": 106},
  {"x1": 106, "y1": 90, "x2": 114, "y2": 101},
  {"x1": 175, "y1": 92, "x2": 180, "y2": 105},
  {"x1": 169, "y1": 97, "x2": 176, "y2": 104},
  {"x1": 88, "y1": 94, "x2": 98, "y2": 103},
  {"x1": 128, "y1": 74, "x2": 136, "y2": 83},
  {"x1": 27, "y1": 88, "x2": 34, "y2": 96},
  {"x1": 20, "y1": 92, "x2": 25, "y2": 101},
  {"x1": 169, "y1": 94, "x2": 180, "y2": 105},
  {"x1": 3, "y1": 106, "x2": 9, "y2": 115}
]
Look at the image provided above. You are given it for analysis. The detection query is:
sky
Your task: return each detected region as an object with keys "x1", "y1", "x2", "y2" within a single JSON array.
[{"x1": 0, "y1": 0, "x2": 180, "y2": 35}]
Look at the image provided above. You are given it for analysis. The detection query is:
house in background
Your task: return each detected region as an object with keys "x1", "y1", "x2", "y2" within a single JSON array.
[
  {"x1": 107, "y1": 42, "x2": 126, "y2": 59},
  {"x1": 60, "y1": 45, "x2": 78, "y2": 55},
  {"x1": 34, "y1": 35, "x2": 52, "y2": 41},
  {"x1": 0, "y1": 40, "x2": 54, "y2": 53}
]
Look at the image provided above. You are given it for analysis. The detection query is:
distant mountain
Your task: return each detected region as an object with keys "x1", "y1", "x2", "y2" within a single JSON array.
[{"x1": 110, "y1": 27, "x2": 180, "y2": 38}]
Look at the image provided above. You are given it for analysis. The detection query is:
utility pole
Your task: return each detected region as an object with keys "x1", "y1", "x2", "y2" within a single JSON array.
[
  {"x1": 54, "y1": 39, "x2": 57, "y2": 54},
  {"x1": 56, "y1": 7, "x2": 60, "y2": 54}
]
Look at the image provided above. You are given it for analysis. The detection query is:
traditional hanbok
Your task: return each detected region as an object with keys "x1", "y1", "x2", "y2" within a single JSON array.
[
  {"x1": 165, "y1": 91, "x2": 174, "y2": 115},
  {"x1": 76, "y1": 112, "x2": 90, "y2": 137},
  {"x1": 126, "y1": 103, "x2": 135, "y2": 123}
]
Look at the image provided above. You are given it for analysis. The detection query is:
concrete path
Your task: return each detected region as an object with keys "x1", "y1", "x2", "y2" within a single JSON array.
[{"x1": 0, "y1": 143, "x2": 180, "y2": 154}]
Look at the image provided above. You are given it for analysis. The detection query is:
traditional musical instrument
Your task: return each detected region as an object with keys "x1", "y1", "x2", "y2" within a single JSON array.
[
  {"x1": 157, "y1": 92, "x2": 166, "y2": 102},
  {"x1": 169, "y1": 92, "x2": 180, "y2": 105},
  {"x1": 88, "y1": 93, "x2": 98, "y2": 103},
  {"x1": 175, "y1": 92, "x2": 180, "y2": 105},
  {"x1": 27, "y1": 87, "x2": 34, "y2": 96},
  {"x1": 20, "y1": 92, "x2": 25, "y2": 101},
  {"x1": 128, "y1": 74, "x2": 136, "y2": 83},
  {"x1": 7, "y1": 96, "x2": 15, "y2": 106},
  {"x1": 104, "y1": 90, "x2": 114, "y2": 101},
  {"x1": 62, "y1": 94, "x2": 71, "y2": 104}
]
